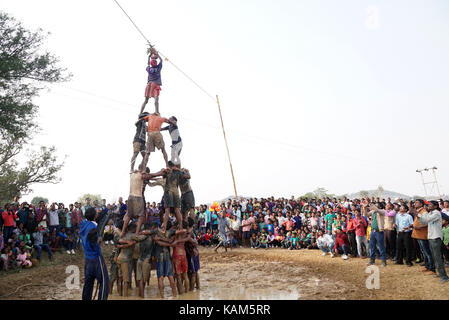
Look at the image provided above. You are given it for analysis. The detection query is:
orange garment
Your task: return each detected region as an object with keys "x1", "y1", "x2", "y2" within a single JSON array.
[
  {"x1": 144, "y1": 114, "x2": 167, "y2": 132},
  {"x1": 411, "y1": 207, "x2": 428, "y2": 240}
]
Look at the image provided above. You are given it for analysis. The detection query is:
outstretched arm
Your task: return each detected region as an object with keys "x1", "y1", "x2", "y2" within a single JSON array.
[
  {"x1": 117, "y1": 240, "x2": 136, "y2": 249},
  {"x1": 147, "y1": 178, "x2": 164, "y2": 188},
  {"x1": 143, "y1": 169, "x2": 167, "y2": 180},
  {"x1": 369, "y1": 204, "x2": 385, "y2": 215}
]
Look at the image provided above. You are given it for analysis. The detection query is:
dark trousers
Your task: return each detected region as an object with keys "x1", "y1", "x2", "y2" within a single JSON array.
[
  {"x1": 384, "y1": 230, "x2": 396, "y2": 259},
  {"x1": 103, "y1": 233, "x2": 114, "y2": 241},
  {"x1": 429, "y1": 238, "x2": 448, "y2": 280},
  {"x1": 412, "y1": 238, "x2": 423, "y2": 262},
  {"x1": 337, "y1": 244, "x2": 350, "y2": 255},
  {"x1": 347, "y1": 231, "x2": 357, "y2": 256},
  {"x1": 442, "y1": 242, "x2": 449, "y2": 262},
  {"x1": 396, "y1": 232, "x2": 413, "y2": 264},
  {"x1": 369, "y1": 231, "x2": 386, "y2": 261},
  {"x1": 82, "y1": 256, "x2": 109, "y2": 300},
  {"x1": 34, "y1": 244, "x2": 53, "y2": 260},
  {"x1": 63, "y1": 240, "x2": 75, "y2": 251},
  {"x1": 418, "y1": 239, "x2": 435, "y2": 271},
  {"x1": 3, "y1": 226, "x2": 13, "y2": 242}
]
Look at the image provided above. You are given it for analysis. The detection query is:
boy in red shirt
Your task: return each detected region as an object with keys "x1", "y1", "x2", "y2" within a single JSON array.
[
  {"x1": 2, "y1": 204, "x2": 17, "y2": 242},
  {"x1": 334, "y1": 228, "x2": 350, "y2": 260}
]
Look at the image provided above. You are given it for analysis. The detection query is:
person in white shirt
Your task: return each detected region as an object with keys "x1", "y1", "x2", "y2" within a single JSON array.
[
  {"x1": 48, "y1": 203, "x2": 60, "y2": 233},
  {"x1": 317, "y1": 230, "x2": 335, "y2": 257},
  {"x1": 417, "y1": 201, "x2": 448, "y2": 283},
  {"x1": 240, "y1": 198, "x2": 248, "y2": 213},
  {"x1": 230, "y1": 215, "x2": 241, "y2": 248}
]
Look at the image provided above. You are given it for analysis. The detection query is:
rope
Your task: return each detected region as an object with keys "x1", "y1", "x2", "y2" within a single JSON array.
[
  {"x1": 112, "y1": 0, "x2": 153, "y2": 47},
  {"x1": 50, "y1": 86, "x2": 390, "y2": 169},
  {"x1": 112, "y1": 0, "x2": 216, "y2": 102}
]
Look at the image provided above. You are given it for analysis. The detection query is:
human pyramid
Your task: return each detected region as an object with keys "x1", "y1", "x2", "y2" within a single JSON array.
[{"x1": 111, "y1": 47, "x2": 200, "y2": 298}]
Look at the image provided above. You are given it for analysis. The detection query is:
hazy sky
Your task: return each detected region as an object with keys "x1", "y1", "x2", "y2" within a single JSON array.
[{"x1": 3, "y1": 0, "x2": 449, "y2": 205}]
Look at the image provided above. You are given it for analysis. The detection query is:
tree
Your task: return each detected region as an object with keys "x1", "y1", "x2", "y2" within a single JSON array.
[
  {"x1": 359, "y1": 190, "x2": 370, "y2": 198},
  {"x1": 302, "y1": 188, "x2": 335, "y2": 200},
  {"x1": 31, "y1": 196, "x2": 49, "y2": 207},
  {"x1": 313, "y1": 187, "x2": 328, "y2": 199},
  {"x1": 77, "y1": 194, "x2": 102, "y2": 205},
  {"x1": 0, "y1": 12, "x2": 70, "y2": 203}
]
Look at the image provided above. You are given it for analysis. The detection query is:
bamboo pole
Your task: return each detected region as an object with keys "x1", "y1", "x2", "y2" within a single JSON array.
[{"x1": 216, "y1": 95, "x2": 238, "y2": 200}]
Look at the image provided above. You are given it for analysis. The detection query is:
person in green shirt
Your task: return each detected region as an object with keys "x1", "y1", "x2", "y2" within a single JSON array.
[
  {"x1": 259, "y1": 234, "x2": 268, "y2": 248},
  {"x1": 442, "y1": 218, "x2": 449, "y2": 266},
  {"x1": 19, "y1": 229, "x2": 32, "y2": 247},
  {"x1": 290, "y1": 232, "x2": 299, "y2": 250},
  {"x1": 325, "y1": 209, "x2": 336, "y2": 235},
  {"x1": 258, "y1": 217, "x2": 266, "y2": 235}
]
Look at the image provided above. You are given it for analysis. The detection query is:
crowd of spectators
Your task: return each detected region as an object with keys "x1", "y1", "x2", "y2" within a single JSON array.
[
  {"x1": 191, "y1": 196, "x2": 449, "y2": 283},
  {"x1": 2, "y1": 195, "x2": 449, "y2": 284}
]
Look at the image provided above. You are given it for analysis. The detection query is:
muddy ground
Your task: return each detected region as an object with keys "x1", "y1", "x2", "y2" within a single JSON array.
[{"x1": 0, "y1": 245, "x2": 447, "y2": 300}]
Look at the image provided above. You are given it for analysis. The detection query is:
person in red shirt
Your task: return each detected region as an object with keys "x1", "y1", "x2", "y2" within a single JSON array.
[
  {"x1": 354, "y1": 208, "x2": 368, "y2": 258},
  {"x1": 346, "y1": 212, "x2": 358, "y2": 258},
  {"x1": 203, "y1": 229, "x2": 212, "y2": 246},
  {"x1": 2, "y1": 204, "x2": 18, "y2": 242},
  {"x1": 334, "y1": 227, "x2": 350, "y2": 260}
]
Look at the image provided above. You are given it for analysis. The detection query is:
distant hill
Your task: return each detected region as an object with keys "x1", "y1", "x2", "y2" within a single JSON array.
[
  {"x1": 346, "y1": 190, "x2": 411, "y2": 200},
  {"x1": 213, "y1": 190, "x2": 448, "y2": 204},
  {"x1": 217, "y1": 190, "x2": 413, "y2": 203}
]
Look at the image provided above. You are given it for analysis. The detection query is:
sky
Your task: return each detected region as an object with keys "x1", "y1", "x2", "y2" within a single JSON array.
[{"x1": 3, "y1": 0, "x2": 449, "y2": 205}]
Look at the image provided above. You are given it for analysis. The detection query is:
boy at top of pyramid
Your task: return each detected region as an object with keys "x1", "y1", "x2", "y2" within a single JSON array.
[{"x1": 140, "y1": 47, "x2": 163, "y2": 114}]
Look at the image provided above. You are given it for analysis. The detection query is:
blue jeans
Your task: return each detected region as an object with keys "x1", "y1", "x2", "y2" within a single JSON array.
[
  {"x1": 337, "y1": 244, "x2": 350, "y2": 255},
  {"x1": 34, "y1": 244, "x2": 53, "y2": 260},
  {"x1": 369, "y1": 231, "x2": 386, "y2": 261},
  {"x1": 49, "y1": 225, "x2": 60, "y2": 234},
  {"x1": 64, "y1": 240, "x2": 75, "y2": 251},
  {"x1": 318, "y1": 242, "x2": 334, "y2": 253},
  {"x1": 3, "y1": 226, "x2": 13, "y2": 242},
  {"x1": 418, "y1": 239, "x2": 434, "y2": 271},
  {"x1": 82, "y1": 256, "x2": 109, "y2": 300}
]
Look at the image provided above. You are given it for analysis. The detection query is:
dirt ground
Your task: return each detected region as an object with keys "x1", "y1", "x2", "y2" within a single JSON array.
[{"x1": 1, "y1": 245, "x2": 448, "y2": 300}]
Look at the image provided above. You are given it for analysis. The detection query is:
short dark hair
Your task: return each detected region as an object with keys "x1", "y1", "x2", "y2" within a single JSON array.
[
  {"x1": 415, "y1": 199, "x2": 425, "y2": 206},
  {"x1": 85, "y1": 207, "x2": 96, "y2": 221},
  {"x1": 430, "y1": 200, "x2": 440, "y2": 210},
  {"x1": 168, "y1": 161, "x2": 175, "y2": 167},
  {"x1": 172, "y1": 116, "x2": 177, "y2": 122},
  {"x1": 116, "y1": 220, "x2": 124, "y2": 230}
]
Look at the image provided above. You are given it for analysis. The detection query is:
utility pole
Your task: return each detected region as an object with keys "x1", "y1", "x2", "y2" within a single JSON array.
[{"x1": 416, "y1": 167, "x2": 441, "y2": 199}]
